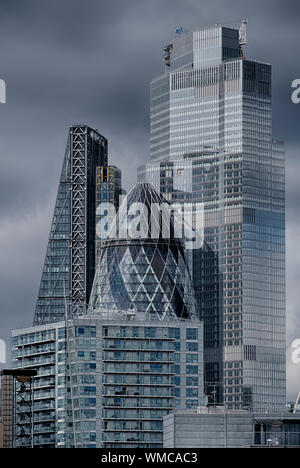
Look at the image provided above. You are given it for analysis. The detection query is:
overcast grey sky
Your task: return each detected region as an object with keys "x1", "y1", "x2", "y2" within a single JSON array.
[{"x1": 0, "y1": 0, "x2": 299, "y2": 400}]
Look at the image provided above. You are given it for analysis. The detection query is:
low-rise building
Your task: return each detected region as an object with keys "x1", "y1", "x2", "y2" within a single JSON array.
[
  {"x1": 163, "y1": 407, "x2": 300, "y2": 448},
  {"x1": 12, "y1": 316, "x2": 206, "y2": 448}
]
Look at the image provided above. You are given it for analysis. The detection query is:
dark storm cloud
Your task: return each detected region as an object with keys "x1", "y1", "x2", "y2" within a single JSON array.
[{"x1": 0, "y1": 0, "x2": 299, "y2": 398}]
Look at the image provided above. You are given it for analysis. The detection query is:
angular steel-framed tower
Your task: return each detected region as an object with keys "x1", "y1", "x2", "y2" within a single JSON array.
[{"x1": 34, "y1": 125, "x2": 108, "y2": 325}]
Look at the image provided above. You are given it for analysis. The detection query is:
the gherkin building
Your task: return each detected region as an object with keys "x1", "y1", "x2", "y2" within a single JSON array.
[{"x1": 89, "y1": 182, "x2": 198, "y2": 321}]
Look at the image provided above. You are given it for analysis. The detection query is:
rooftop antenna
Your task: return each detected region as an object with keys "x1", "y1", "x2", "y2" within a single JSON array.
[
  {"x1": 239, "y1": 18, "x2": 248, "y2": 58},
  {"x1": 239, "y1": 19, "x2": 248, "y2": 46}
]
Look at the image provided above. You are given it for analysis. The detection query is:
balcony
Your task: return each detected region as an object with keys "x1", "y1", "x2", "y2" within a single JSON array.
[
  {"x1": 102, "y1": 381, "x2": 173, "y2": 387},
  {"x1": 103, "y1": 369, "x2": 175, "y2": 376},
  {"x1": 102, "y1": 357, "x2": 174, "y2": 364}
]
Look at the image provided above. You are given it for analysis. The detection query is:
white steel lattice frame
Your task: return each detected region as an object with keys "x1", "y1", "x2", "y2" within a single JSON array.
[{"x1": 70, "y1": 126, "x2": 89, "y2": 317}]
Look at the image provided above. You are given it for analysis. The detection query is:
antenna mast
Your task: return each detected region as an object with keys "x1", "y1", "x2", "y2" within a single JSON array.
[{"x1": 239, "y1": 18, "x2": 248, "y2": 58}]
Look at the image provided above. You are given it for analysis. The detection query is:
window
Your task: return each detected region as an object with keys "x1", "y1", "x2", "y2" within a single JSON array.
[
  {"x1": 150, "y1": 363, "x2": 163, "y2": 372},
  {"x1": 186, "y1": 365, "x2": 198, "y2": 375},
  {"x1": 187, "y1": 388, "x2": 198, "y2": 397},
  {"x1": 150, "y1": 375, "x2": 163, "y2": 384},
  {"x1": 186, "y1": 354, "x2": 198, "y2": 363},
  {"x1": 186, "y1": 328, "x2": 198, "y2": 340},
  {"x1": 169, "y1": 328, "x2": 180, "y2": 339},
  {"x1": 187, "y1": 377, "x2": 198, "y2": 386},
  {"x1": 83, "y1": 386, "x2": 96, "y2": 394},
  {"x1": 186, "y1": 342, "x2": 198, "y2": 352},
  {"x1": 186, "y1": 399, "x2": 198, "y2": 408},
  {"x1": 175, "y1": 342, "x2": 180, "y2": 351},
  {"x1": 58, "y1": 328, "x2": 66, "y2": 339},
  {"x1": 145, "y1": 328, "x2": 156, "y2": 338},
  {"x1": 172, "y1": 376, "x2": 181, "y2": 386}
]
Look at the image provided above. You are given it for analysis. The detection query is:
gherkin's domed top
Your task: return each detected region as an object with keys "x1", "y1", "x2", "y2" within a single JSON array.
[
  {"x1": 89, "y1": 182, "x2": 198, "y2": 322},
  {"x1": 123, "y1": 182, "x2": 167, "y2": 208}
]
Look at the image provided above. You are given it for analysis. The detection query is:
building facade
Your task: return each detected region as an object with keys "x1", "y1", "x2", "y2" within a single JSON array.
[
  {"x1": 0, "y1": 371, "x2": 14, "y2": 448},
  {"x1": 163, "y1": 409, "x2": 300, "y2": 448},
  {"x1": 12, "y1": 182, "x2": 205, "y2": 448},
  {"x1": 11, "y1": 324, "x2": 60, "y2": 447},
  {"x1": 11, "y1": 316, "x2": 205, "y2": 448},
  {"x1": 138, "y1": 24, "x2": 286, "y2": 412},
  {"x1": 95, "y1": 165, "x2": 123, "y2": 267},
  {"x1": 34, "y1": 125, "x2": 108, "y2": 325},
  {"x1": 90, "y1": 182, "x2": 199, "y2": 322},
  {"x1": 0, "y1": 369, "x2": 37, "y2": 448},
  {"x1": 33, "y1": 125, "x2": 123, "y2": 325}
]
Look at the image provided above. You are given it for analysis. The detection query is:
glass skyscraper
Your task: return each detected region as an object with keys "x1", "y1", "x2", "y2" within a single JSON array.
[
  {"x1": 90, "y1": 182, "x2": 198, "y2": 322},
  {"x1": 12, "y1": 183, "x2": 206, "y2": 448},
  {"x1": 95, "y1": 165, "x2": 123, "y2": 266},
  {"x1": 138, "y1": 24, "x2": 286, "y2": 412},
  {"x1": 34, "y1": 125, "x2": 122, "y2": 325}
]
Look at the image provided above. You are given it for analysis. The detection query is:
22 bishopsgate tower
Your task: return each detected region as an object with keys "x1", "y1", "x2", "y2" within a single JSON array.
[{"x1": 138, "y1": 23, "x2": 286, "y2": 412}]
